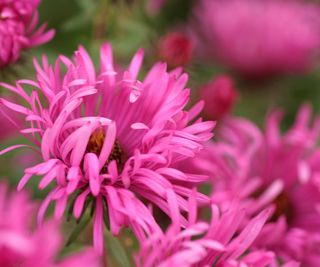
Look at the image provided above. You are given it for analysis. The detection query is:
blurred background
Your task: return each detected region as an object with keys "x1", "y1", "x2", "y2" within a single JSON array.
[{"x1": 1, "y1": 0, "x2": 320, "y2": 265}]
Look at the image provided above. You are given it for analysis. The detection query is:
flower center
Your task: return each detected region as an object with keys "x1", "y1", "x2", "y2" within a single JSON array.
[
  {"x1": 252, "y1": 188, "x2": 294, "y2": 223},
  {"x1": 270, "y1": 191, "x2": 294, "y2": 223},
  {"x1": 86, "y1": 128, "x2": 124, "y2": 172}
]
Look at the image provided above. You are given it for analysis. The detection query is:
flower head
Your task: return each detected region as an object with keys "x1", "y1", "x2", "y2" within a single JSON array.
[
  {"x1": 188, "y1": 105, "x2": 320, "y2": 265},
  {"x1": 0, "y1": 43, "x2": 214, "y2": 254},
  {"x1": 199, "y1": 75, "x2": 238, "y2": 121},
  {"x1": 192, "y1": 0, "x2": 320, "y2": 77},
  {"x1": 135, "y1": 194, "x2": 275, "y2": 267},
  {"x1": 0, "y1": 182, "x2": 101, "y2": 267},
  {"x1": 0, "y1": 0, "x2": 54, "y2": 67}
]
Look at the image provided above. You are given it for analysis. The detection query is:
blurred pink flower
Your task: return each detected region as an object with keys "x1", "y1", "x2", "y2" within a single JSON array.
[
  {"x1": 188, "y1": 105, "x2": 320, "y2": 265},
  {"x1": 0, "y1": 43, "x2": 214, "y2": 254},
  {"x1": 192, "y1": 0, "x2": 320, "y2": 77},
  {"x1": 135, "y1": 195, "x2": 277, "y2": 267},
  {"x1": 0, "y1": 182, "x2": 101, "y2": 267},
  {"x1": 199, "y1": 75, "x2": 238, "y2": 121},
  {"x1": 157, "y1": 32, "x2": 193, "y2": 68},
  {"x1": 0, "y1": 0, "x2": 55, "y2": 67}
]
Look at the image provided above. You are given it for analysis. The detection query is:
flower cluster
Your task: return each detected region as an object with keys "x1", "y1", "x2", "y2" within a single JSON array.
[
  {"x1": 1, "y1": 1, "x2": 320, "y2": 262},
  {"x1": 0, "y1": 0, "x2": 54, "y2": 67}
]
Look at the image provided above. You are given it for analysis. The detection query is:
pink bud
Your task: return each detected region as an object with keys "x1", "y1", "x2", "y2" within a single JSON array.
[
  {"x1": 157, "y1": 32, "x2": 193, "y2": 68},
  {"x1": 199, "y1": 75, "x2": 238, "y2": 120}
]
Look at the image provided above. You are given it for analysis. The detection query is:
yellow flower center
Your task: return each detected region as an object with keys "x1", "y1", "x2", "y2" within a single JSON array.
[{"x1": 86, "y1": 128, "x2": 124, "y2": 172}]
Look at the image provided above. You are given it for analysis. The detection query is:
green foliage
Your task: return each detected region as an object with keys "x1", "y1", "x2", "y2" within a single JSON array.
[{"x1": 105, "y1": 230, "x2": 131, "y2": 267}]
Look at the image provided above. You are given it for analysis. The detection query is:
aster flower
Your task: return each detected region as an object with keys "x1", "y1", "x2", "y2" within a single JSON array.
[
  {"x1": 0, "y1": 182, "x2": 101, "y2": 267},
  {"x1": 199, "y1": 75, "x2": 238, "y2": 121},
  {"x1": 157, "y1": 32, "x2": 193, "y2": 69},
  {"x1": 0, "y1": 0, "x2": 54, "y2": 68},
  {"x1": 188, "y1": 105, "x2": 320, "y2": 265},
  {"x1": 135, "y1": 192, "x2": 276, "y2": 267},
  {"x1": 0, "y1": 43, "x2": 214, "y2": 254},
  {"x1": 192, "y1": 0, "x2": 320, "y2": 77}
]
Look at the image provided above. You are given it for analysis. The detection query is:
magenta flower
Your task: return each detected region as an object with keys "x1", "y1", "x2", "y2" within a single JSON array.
[
  {"x1": 0, "y1": 43, "x2": 214, "y2": 254},
  {"x1": 192, "y1": 0, "x2": 320, "y2": 77},
  {"x1": 0, "y1": 182, "x2": 101, "y2": 267},
  {"x1": 135, "y1": 193, "x2": 275, "y2": 267},
  {"x1": 199, "y1": 75, "x2": 238, "y2": 121},
  {"x1": 0, "y1": 0, "x2": 54, "y2": 67},
  {"x1": 188, "y1": 105, "x2": 320, "y2": 265}
]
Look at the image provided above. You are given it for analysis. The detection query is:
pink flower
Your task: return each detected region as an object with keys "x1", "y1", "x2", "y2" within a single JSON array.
[
  {"x1": 157, "y1": 32, "x2": 193, "y2": 68},
  {"x1": 188, "y1": 105, "x2": 320, "y2": 265},
  {"x1": 0, "y1": 0, "x2": 55, "y2": 67},
  {"x1": 192, "y1": 0, "x2": 320, "y2": 77},
  {"x1": 0, "y1": 182, "x2": 101, "y2": 267},
  {"x1": 135, "y1": 194, "x2": 275, "y2": 267},
  {"x1": 0, "y1": 43, "x2": 214, "y2": 254},
  {"x1": 199, "y1": 75, "x2": 238, "y2": 121}
]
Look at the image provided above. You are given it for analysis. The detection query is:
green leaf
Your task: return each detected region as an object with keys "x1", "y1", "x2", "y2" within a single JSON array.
[
  {"x1": 66, "y1": 214, "x2": 91, "y2": 246},
  {"x1": 105, "y1": 230, "x2": 131, "y2": 267}
]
